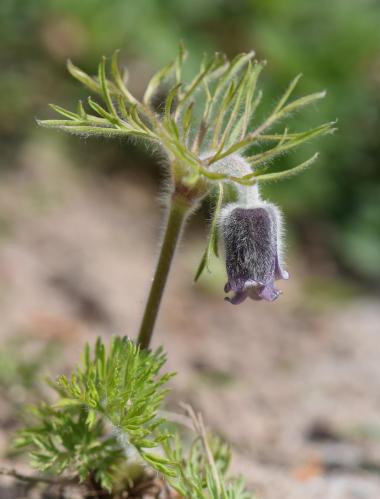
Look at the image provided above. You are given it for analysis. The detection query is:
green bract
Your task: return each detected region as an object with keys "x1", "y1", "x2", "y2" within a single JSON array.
[{"x1": 39, "y1": 45, "x2": 336, "y2": 189}]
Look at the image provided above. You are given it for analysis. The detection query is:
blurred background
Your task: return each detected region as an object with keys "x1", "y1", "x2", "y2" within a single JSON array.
[{"x1": 0, "y1": 1, "x2": 380, "y2": 498}]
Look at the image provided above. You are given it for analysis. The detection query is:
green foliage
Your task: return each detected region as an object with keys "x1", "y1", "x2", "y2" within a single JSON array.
[
  {"x1": 15, "y1": 337, "x2": 253, "y2": 496},
  {"x1": 54, "y1": 337, "x2": 176, "y2": 477},
  {"x1": 15, "y1": 405, "x2": 123, "y2": 492},
  {"x1": 39, "y1": 47, "x2": 334, "y2": 188},
  {"x1": 15, "y1": 337, "x2": 175, "y2": 491},
  {"x1": 163, "y1": 408, "x2": 253, "y2": 498}
]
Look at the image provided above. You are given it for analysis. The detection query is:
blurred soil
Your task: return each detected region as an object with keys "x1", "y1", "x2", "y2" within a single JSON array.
[{"x1": 1, "y1": 139, "x2": 380, "y2": 499}]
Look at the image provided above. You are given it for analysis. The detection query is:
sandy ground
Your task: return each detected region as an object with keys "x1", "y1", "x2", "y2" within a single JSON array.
[{"x1": 1, "y1": 138, "x2": 380, "y2": 499}]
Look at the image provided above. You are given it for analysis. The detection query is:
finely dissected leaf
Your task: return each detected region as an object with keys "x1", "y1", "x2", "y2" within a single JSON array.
[
  {"x1": 254, "y1": 152, "x2": 320, "y2": 183},
  {"x1": 53, "y1": 398, "x2": 83, "y2": 408},
  {"x1": 53, "y1": 337, "x2": 175, "y2": 474},
  {"x1": 67, "y1": 60, "x2": 100, "y2": 94},
  {"x1": 144, "y1": 42, "x2": 188, "y2": 107},
  {"x1": 15, "y1": 337, "x2": 178, "y2": 490},
  {"x1": 162, "y1": 426, "x2": 254, "y2": 498},
  {"x1": 38, "y1": 123, "x2": 147, "y2": 139},
  {"x1": 207, "y1": 79, "x2": 330, "y2": 167},
  {"x1": 88, "y1": 97, "x2": 117, "y2": 123},
  {"x1": 111, "y1": 49, "x2": 138, "y2": 104},
  {"x1": 247, "y1": 123, "x2": 335, "y2": 166},
  {"x1": 181, "y1": 101, "x2": 195, "y2": 146},
  {"x1": 175, "y1": 40, "x2": 188, "y2": 83},
  {"x1": 205, "y1": 51, "x2": 255, "y2": 123},
  {"x1": 217, "y1": 63, "x2": 253, "y2": 153},
  {"x1": 77, "y1": 100, "x2": 87, "y2": 119},
  {"x1": 143, "y1": 60, "x2": 176, "y2": 106},
  {"x1": 41, "y1": 45, "x2": 333, "y2": 193},
  {"x1": 49, "y1": 104, "x2": 79, "y2": 120},
  {"x1": 228, "y1": 62, "x2": 265, "y2": 145},
  {"x1": 273, "y1": 73, "x2": 303, "y2": 114},
  {"x1": 16, "y1": 405, "x2": 124, "y2": 492},
  {"x1": 279, "y1": 90, "x2": 327, "y2": 117},
  {"x1": 86, "y1": 409, "x2": 97, "y2": 429},
  {"x1": 258, "y1": 120, "x2": 337, "y2": 142},
  {"x1": 16, "y1": 333, "x2": 254, "y2": 495},
  {"x1": 98, "y1": 56, "x2": 119, "y2": 118},
  {"x1": 164, "y1": 83, "x2": 182, "y2": 138},
  {"x1": 179, "y1": 52, "x2": 226, "y2": 108},
  {"x1": 211, "y1": 80, "x2": 237, "y2": 149}
]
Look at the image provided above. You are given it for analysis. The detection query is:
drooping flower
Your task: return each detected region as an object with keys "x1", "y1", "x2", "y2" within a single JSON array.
[{"x1": 220, "y1": 201, "x2": 289, "y2": 304}]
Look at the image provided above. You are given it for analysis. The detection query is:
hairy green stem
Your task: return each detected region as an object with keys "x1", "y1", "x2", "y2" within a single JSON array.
[{"x1": 137, "y1": 198, "x2": 189, "y2": 349}]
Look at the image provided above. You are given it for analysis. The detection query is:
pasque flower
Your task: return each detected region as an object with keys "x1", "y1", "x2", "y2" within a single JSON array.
[
  {"x1": 39, "y1": 46, "x2": 335, "y2": 311},
  {"x1": 24, "y1": 44, "x2": 336, "y2": 499},
  {"x1": 210, "y1": 154, "x2": 289, "y2": 304},
  {"x1": 221, "y1": 202, "x2": 289, "y2": 304}
]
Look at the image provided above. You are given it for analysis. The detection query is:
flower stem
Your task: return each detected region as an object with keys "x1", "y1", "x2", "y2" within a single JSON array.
[{"x1": 137, "y1": 198, "x2": 189, "y2": 349}]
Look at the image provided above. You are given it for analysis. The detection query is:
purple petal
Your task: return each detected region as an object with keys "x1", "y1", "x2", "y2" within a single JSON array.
[
  {"x1": 225, "y1": 290, "x2": 248, "y2": 305},
  {"x1": 275, "y1": 253, "x2": 289, "y2": 281},
  {"x1": 258, "y1": 282, "x2": 280, "y2": 302},
  {"x1": 226, "y1": 278, "x2": 248, "y2": 293}
]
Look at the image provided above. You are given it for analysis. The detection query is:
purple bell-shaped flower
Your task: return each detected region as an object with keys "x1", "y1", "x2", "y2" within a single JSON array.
[{"x1": 220, "y1": 203, "x2": 289, "y2": 304}]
